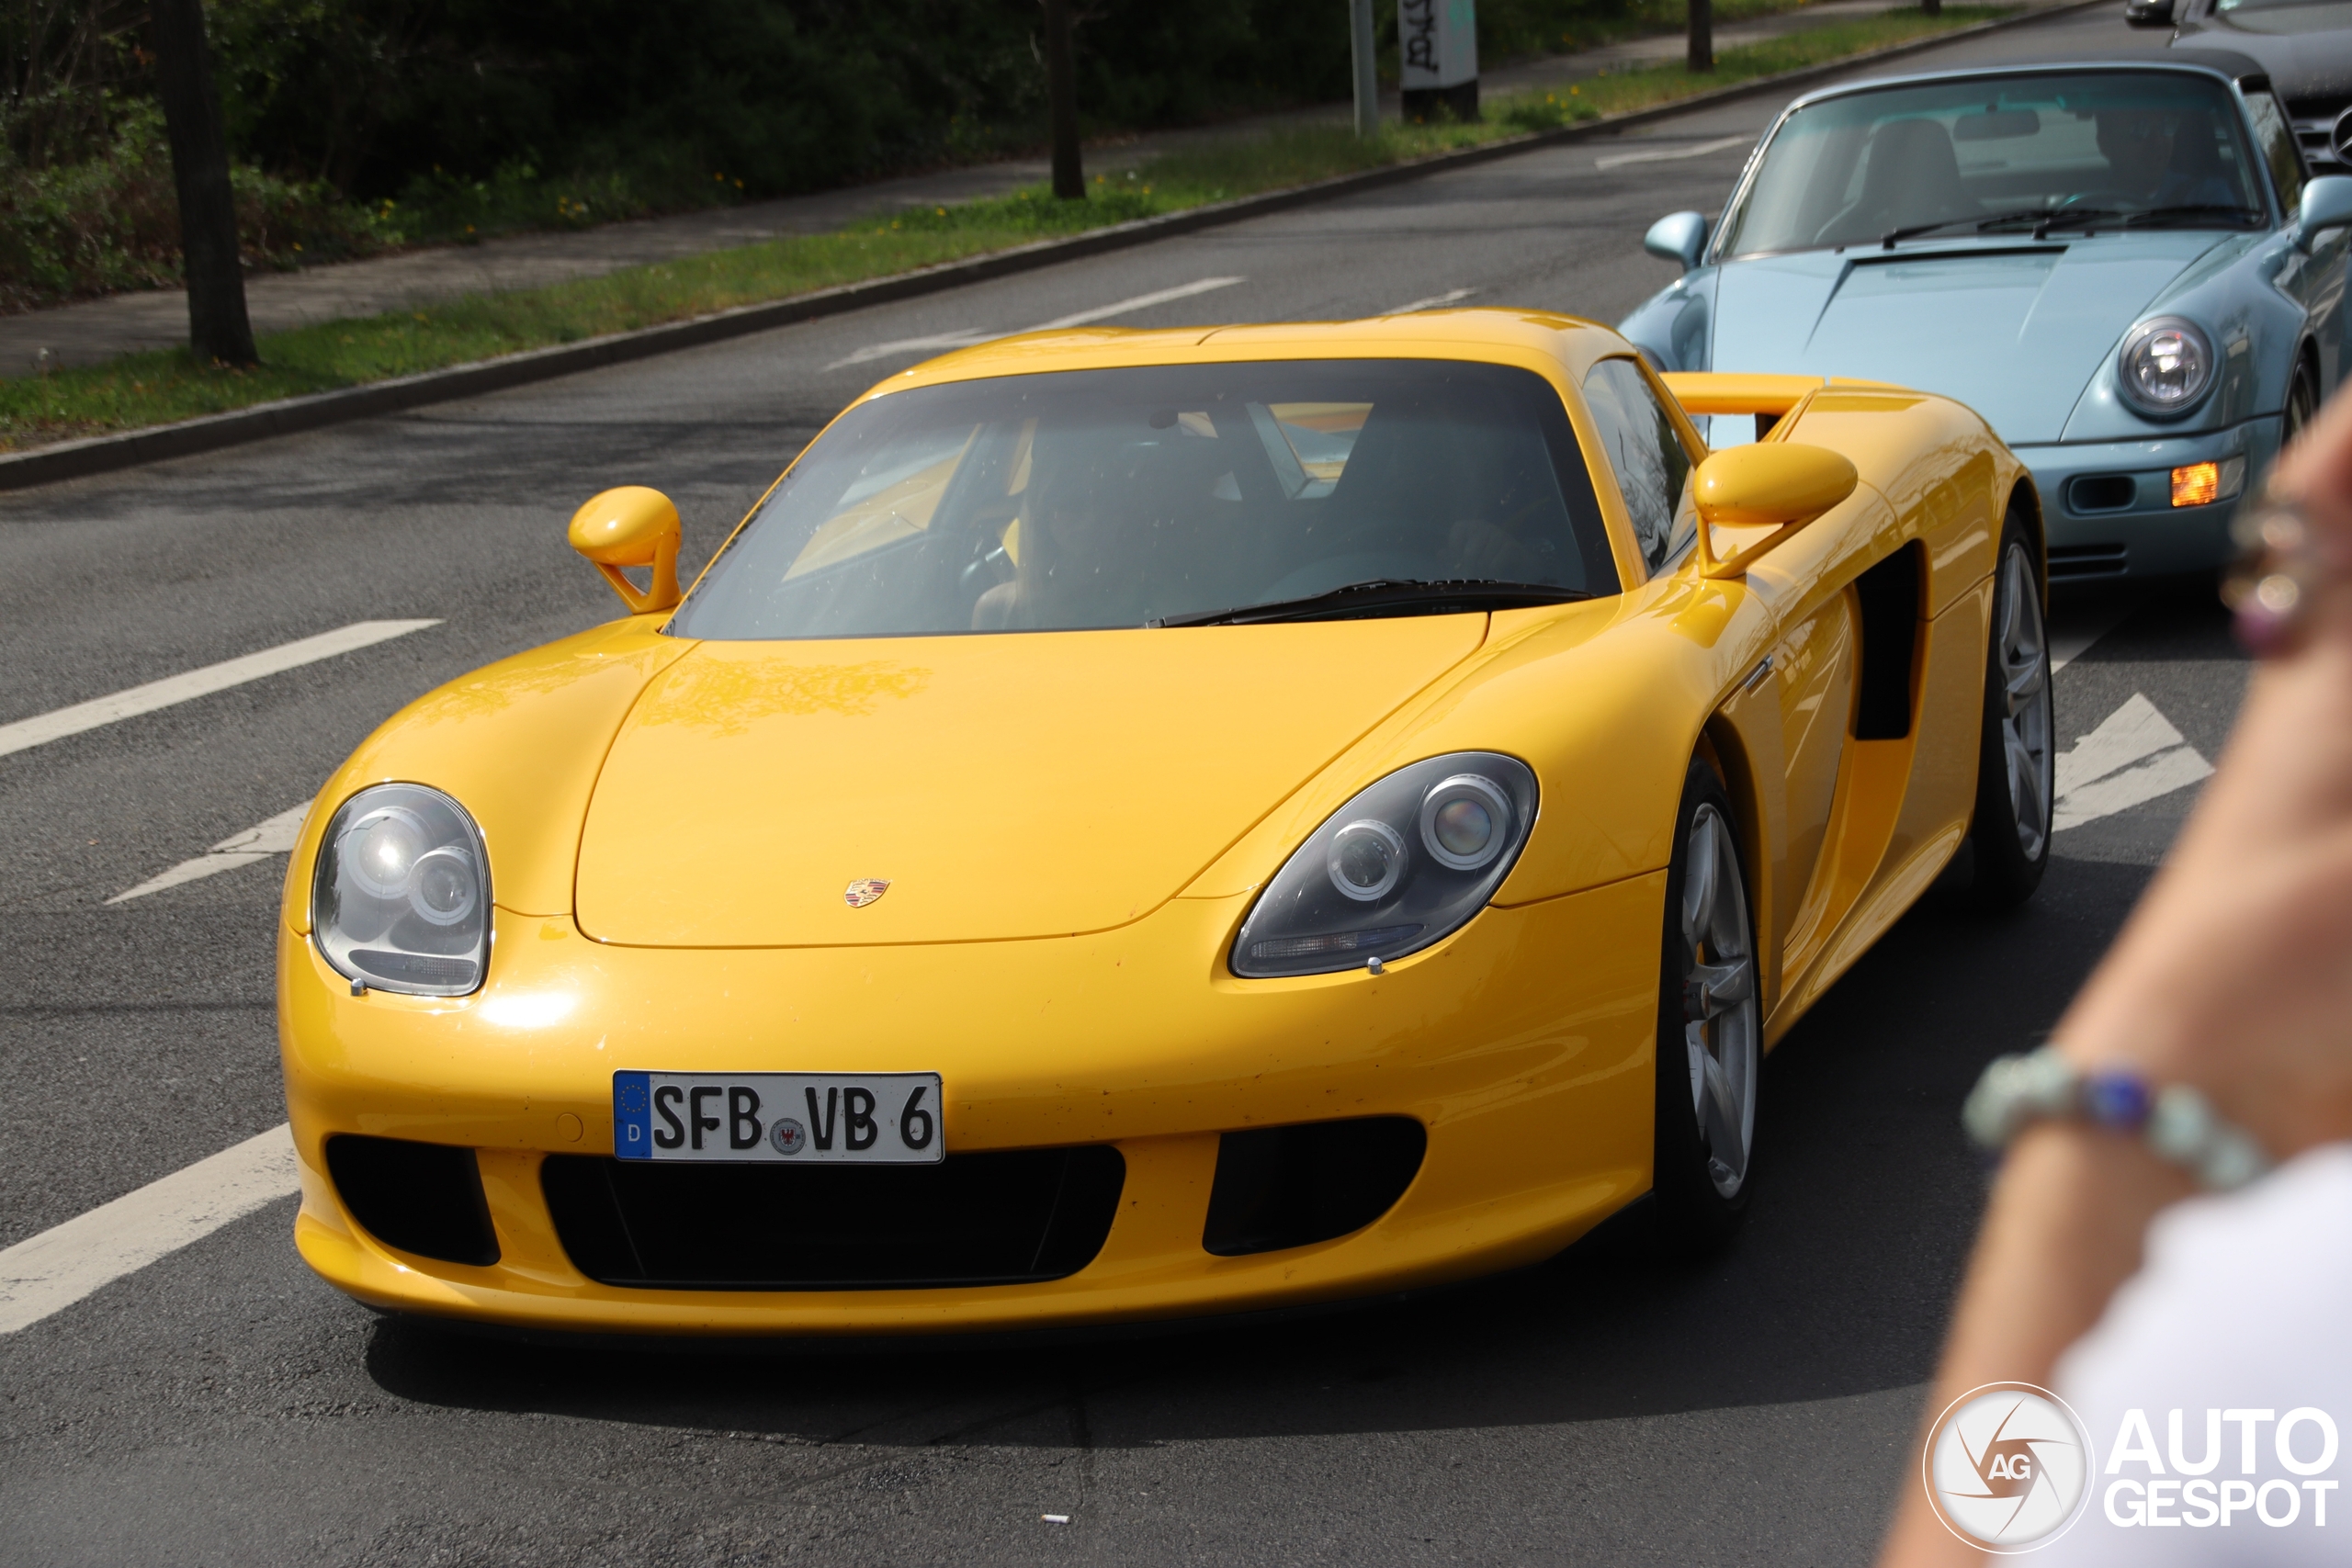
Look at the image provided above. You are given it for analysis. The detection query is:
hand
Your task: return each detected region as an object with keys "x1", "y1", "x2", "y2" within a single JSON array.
[{"x1": 2054, "y1": 391, "x2": 2352, "y2": 1156}]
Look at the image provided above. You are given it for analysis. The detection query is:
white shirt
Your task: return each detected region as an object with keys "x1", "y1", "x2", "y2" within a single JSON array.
[{"x1": 2039, "y1": 1143, "x2": 2352, "y2": 1563}]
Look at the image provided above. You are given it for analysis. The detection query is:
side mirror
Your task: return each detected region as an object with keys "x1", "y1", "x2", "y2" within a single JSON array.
[
  {"x1": 569, "y1": 486, "x2": 682, "y2": 615},
  {"x1": 2298, "y1": 175, "x2": 2352, "y2": 250},
  {"x1": 1644, "y1": 211, "x2": 1710, "y2": 272},
  {"x1": 1691, "y1": 442, "x2": 1858, "y2": 578}
]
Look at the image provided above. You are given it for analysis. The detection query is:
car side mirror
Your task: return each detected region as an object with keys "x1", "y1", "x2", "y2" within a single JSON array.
[
  {"x1": 2297, "y1": 175, "x2": 2352, "y2": 251},
  {"x1": 569, "y1": 486, "x2": 683, "y2": 614},
  {"x1": 1644, "y1": 211, "x2": 1710, "y2": 273},
  {"x1": 1691, "y1": 442, "x2": 1858, "y2": 579}
]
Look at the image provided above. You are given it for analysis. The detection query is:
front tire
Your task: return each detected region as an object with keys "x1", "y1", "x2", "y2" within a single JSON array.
[
  {"x1": 1967, "y1": 513, "x2": 2053, "y2": 909},
  {"x1": 2285, "y1": 356, "x2": 2320, "y2": 450},
  {"x1": 1652, "y1": 759, "x2": 1760, "y2": 1253}
]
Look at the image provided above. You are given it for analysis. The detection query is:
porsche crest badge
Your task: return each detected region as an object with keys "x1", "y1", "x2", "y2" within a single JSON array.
[{"x1": 843, "y1": 878, "x2": 891, "y2": 908}]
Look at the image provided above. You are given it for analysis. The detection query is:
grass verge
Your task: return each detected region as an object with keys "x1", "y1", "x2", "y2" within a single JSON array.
[{"x1": 0, "y1": 6, "x2": 2012, "y2": 452}]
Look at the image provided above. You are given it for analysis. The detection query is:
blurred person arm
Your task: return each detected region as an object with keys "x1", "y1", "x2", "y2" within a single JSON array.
[{"x1": 1880, "y1": 389, "x2": 2352, "y2": 1567}]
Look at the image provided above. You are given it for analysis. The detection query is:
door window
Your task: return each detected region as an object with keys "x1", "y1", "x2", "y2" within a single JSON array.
[
  {"x1": 2242, "y1": 87, "x2": 2304, "y2": 215},
  {"x1": 1581, "y1": 357, "x2": 1698, "y2": 572}
]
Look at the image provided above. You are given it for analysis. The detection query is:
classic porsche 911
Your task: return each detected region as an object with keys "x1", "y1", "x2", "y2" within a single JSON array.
[
  {"x1": 1622, "y1": 55, "x2": 2352, "y2": 584},
  {"x1": 278, "y1": 310, "x2": 2051, "y2": 1336}
]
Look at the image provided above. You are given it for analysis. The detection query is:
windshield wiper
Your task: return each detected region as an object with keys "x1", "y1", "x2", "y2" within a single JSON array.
[
  {"x1": 1149, "y1": 578, "x2": 1591, "y2": 628},
  {"x1": 1973, "y1": 206, "x2": 2121, "y2": 237},
  {"x1": 1877, "y1": 208, "x2": 2068, "y2": 247}
]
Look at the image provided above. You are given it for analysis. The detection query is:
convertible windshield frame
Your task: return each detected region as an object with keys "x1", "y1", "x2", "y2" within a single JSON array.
[
  {"x1": 1709, "y1": 64, "x2": 2277, "y2": 264},
  {"x1": 667, "y1": 357, "x2": 1623, "y2": 642}
]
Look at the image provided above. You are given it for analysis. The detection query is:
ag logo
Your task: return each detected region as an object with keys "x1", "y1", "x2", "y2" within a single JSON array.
[
  {"x1": 843, "y1": 878, "x2": 891, "y2": 908},
  {"x1": 1923, "y1": 1382, "x2": 2096, "y2": 1552}
]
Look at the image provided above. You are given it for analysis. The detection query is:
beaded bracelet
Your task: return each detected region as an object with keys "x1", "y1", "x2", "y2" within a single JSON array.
[{"x1": 1962, "y1": 1046, "x2": 2273, "y2": 1192}]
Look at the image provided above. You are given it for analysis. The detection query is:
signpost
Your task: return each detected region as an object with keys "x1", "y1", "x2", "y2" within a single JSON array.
[
  {"x1": 1399, "y1": 0, "x2": 1479, "y2": 123},
  {"x1": 1351, "y1": 0, "x2": 1380, "y2": 140}
]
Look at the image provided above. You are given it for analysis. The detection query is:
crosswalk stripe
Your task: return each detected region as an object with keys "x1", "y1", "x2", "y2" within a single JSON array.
[
  {"x1": 0, "y1": 621, "x2": 438, "y2": 761},
  {"x1": 0, "y1": 1124, "x2": 298, "y2": 1335}
]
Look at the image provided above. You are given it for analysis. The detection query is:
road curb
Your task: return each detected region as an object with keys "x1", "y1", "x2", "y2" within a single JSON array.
[{"x1": 0, "y1": 0, "x2": 2103, "y2": 494}]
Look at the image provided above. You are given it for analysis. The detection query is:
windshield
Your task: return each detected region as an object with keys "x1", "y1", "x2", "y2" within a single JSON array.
[
  {"x1": 670, "y1": 359, "x2": 1620, "y2": 639},
  {"x1": 1714, "y1": 71, "x2": 2267, "y2": 258}
]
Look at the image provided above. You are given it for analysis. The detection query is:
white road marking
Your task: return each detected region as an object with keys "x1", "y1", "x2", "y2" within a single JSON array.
[
  {"x1": 827, "y1": 330, "x2": 991, "y2": 368},
  {"x1": 0, "y1": 620, "x2": 439, "y2": 761},
  {"x1": 107, "y1": 801, "x2": 312, "y2": 905},
  {"x1": 1594, "y1": 133, "x2": 1752, "y2": 171},
  {"x1": 1028, "y1": 276, "x2": 1246, "y2": 331},
  {"x1": 1385, "y1": 287, "x2": 1480, "y2": 314},
  {"x1": 2052, "y1": 693, "x2": 2215, "y2": 832},
  {"x1": 828, "y1": 276, "x2": 1246, "y2": 369},
  {"x1": 0, "y1": 1123, "x2": 297, "y2": 1335},
  {"x1": 2049, "y1": 608, "x2": 2126, "y2": 674}
]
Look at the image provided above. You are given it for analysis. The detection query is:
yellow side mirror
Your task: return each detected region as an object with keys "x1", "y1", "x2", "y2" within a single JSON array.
[
  {"x1": 1691, "y1": 443, "x2": 1859, "y2": 579},
  {"x1": 569, "y1": 487, "x2": 682, "y2": 615}
]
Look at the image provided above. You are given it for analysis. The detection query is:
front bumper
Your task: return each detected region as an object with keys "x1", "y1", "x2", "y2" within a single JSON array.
[
  {"x1": 2015, "y1": 418, "x2": 2276, "y2": 583},
  {"x1": 280, "y1": 878, "x2": 1661, "y2": 1337}
]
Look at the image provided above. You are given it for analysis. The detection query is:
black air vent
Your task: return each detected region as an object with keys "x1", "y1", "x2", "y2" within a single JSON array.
[
  {"x1": 1202, "y1": 1117, "x2": 1426, "y2": 1257},
  {"x1": 2066, "y1": 475, "x2": 2139, "y2": 513},
  {"x1": 541, "y1": 1146, "x2": 1125, "y2": 1290},
  {"x1": 1852, "y1": 543, "x2": 1922, "y2": 741},
  {"x1": 2049, "y1": 543, "x2": 2129, "y2": 581},
  {"x1": 325, "y1": 1134, "x2": 500, "y2": 1267}
]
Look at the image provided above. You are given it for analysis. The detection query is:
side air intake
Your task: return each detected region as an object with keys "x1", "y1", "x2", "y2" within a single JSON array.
[{"x1": 1202, "y1": 1117, "x2": 1426, "y2": 1257}]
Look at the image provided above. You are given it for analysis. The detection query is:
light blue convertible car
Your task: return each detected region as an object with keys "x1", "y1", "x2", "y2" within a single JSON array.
[{"x1": 1620, "y1": 54, "x2": 2352, "y2": 581}]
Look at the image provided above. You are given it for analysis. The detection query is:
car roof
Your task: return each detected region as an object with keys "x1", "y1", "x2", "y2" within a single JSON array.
[
  {"x1": 869, "y1": 308, "x2": 1633, "y2": 397},
  {"x1": 1778, "y1": 51, "x2": 2271, "y2": 114}
]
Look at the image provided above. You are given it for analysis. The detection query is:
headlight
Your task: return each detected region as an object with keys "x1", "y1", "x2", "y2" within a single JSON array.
[
  {"x1": 312, "y1": 784, "x2": 490, "y2": 996},
  {"x1": 1232, "y1": 752, "x2": 1538, "y2": 978},
  {"x1": 2117, "y1": 316, "x2": 2214, "y2": 417}
]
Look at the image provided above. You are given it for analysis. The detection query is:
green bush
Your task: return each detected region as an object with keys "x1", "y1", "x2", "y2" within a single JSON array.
[{"x1": 0, "y1": 101, "x2": 397, "y2": 310}]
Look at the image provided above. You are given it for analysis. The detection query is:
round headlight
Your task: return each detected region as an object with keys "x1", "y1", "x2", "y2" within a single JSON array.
[
  {"x1": 1419, "y1": 774, "x2": 1513, "y2": 870},
  {"x1": 312, "y1": 784, "x2": 490, "y2": 997},
  {"x1": 341, "y1": 806, "x2": 428, "y2": 899},
  {"x1": 408, "y1": 845, "x2": 481, "y2": 926},
  {"x1": 1328, "y1": 819, "x2": 1408, "y2": 902},
  {"x1": 2117, "y1": 316, "x2": 2214, "y2": 417}
]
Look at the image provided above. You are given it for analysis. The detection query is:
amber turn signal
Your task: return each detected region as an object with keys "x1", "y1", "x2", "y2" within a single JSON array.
[{"x1": 2170, "y1": 456, "x2": 2245, "y2": 509}]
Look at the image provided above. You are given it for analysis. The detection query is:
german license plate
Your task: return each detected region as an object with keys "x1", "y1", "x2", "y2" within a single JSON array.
[{"x1": 612, "y1": 1071, "x2": 943, "y2": 1164}]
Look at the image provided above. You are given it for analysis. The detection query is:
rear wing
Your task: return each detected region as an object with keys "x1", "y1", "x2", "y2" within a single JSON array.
[
  {"x1": 1658, "y1": 372, "x2": 1825, "y2": 421},
  {"x1": 1659, "y1": 372, "x2": 1908, "y2": 443}
]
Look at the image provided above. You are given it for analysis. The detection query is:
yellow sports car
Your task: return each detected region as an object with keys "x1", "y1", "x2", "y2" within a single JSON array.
[{"x1": 277, "y1": 310, "x2": 2051, "y2": 1336}]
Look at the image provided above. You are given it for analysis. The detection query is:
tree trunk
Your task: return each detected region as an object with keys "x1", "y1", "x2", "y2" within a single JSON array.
[
  {"x1": 1350, "y1": 0, "x2": 1379, "y2": 140},
  {"x1": 1043, "y1": 0, "x2": 1083, "y2": 199},
  {"x1": 148, "y1": 0, "x2": 256, "y2": 366},
  {"x1": 1689, "y1": 0, "x2": 1714, "y2": 72}
]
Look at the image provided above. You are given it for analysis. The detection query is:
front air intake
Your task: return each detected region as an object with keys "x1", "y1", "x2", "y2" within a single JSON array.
[
  {"x1": 541, "y1": 1145, "x2": 1125, "y2": 1290},
  {"x1": 324, "y1": 1134, "x2": 501, "y2": 1267},
  {"x1": 1202, "y1": 1117, "x2": 1426, "y2": 1256}
]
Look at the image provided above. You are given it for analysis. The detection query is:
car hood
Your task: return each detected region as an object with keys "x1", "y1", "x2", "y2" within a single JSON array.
[
  {"x1": 573, "y1": 617, "x2": 1488, "y2": 947},
  {"x1": 1709, "y1": 236, "x2": 2224, "y2": 443}
]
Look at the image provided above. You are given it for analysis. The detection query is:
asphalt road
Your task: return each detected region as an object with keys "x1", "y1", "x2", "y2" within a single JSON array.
[{"x1": 0, "y1": 8, "x2": 2256, "y2": 1564}]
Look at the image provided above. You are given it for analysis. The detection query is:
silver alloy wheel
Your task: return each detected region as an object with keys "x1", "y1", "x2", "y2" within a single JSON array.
[
  {"x1": 1994, "y1": 543, "x2": 2054, "y2": 862},
  {"x1": 1679, "y1": 803, "x2": 1758, "y2": 1199}
]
